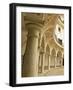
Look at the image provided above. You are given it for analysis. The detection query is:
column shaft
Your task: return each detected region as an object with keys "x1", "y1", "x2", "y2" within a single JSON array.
[
  {"x1": 54, "y1": 56, "x2": 56, "y2": 68},
  {"x1": 22, "y1": 29, "x2": 39, "y2": 77},
  {"x1": 41, "y1": 53, "x2": 45, "y2": 73},
  {"x1": 48, "y1": 55, "x2": 50, "y2": 70}
]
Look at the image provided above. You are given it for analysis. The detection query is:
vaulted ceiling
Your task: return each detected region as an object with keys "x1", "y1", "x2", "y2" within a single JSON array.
[{"x1": 21, "y1": 12, "x2": 64, "y2": 55}]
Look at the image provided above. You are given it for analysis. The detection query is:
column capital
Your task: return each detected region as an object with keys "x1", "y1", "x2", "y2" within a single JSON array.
[{"x1": 25, "y1": 22, "x2": 43, "y2": 38}]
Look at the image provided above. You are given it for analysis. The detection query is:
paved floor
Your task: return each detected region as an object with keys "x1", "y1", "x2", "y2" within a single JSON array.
[{"x1": 39, "y1": 66, "x2": 64, "y2": 76}]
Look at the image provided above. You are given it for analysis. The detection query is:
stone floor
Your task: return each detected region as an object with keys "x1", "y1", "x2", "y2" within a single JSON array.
[{"x1": 39, "y1": 66, "x2": 64, "y2": 76}]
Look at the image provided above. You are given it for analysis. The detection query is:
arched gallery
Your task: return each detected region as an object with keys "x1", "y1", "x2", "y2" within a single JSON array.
[{"x1": 21, "y1": 13, "x2": 64, "y2": 77}]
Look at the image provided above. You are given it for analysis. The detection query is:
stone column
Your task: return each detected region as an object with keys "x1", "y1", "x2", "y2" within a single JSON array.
[
  {"x1": 48, "y1": 55, "x2": 50, "y2": 70},
  {"x1": 41, "y1": 52, "x2": 45, "y2": 73},
  {"x1": 54, "y1": 56, "x2": 56, "y2": 68},
  {"x1": 22, "y1": 24, "x2": 40, "y2": 77}
]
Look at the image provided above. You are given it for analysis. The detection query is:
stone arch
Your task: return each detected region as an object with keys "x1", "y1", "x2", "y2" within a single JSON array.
[
  {"x1": 46, "y1": 44, "x2": 50, "y2": 54},
  {"x1": 57, "y1": 51, "x2": 62, "y2": 57},
  {"x1": 51, "y1": 48, "x2": 56, "y2": 56}
]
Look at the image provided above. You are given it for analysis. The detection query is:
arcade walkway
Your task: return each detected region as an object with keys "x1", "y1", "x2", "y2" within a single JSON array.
[
  {"x1": 39, "y1": 66, "x2": 64, "y2": 76},
  {"x1": 21, "y1": 13, "x2": 64, "y2": 77}
]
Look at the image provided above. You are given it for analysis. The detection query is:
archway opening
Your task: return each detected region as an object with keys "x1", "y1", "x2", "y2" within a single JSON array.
[
  {"x1": 44, "y1": 45, "x2": 50, "y2": 70},
  {"x1": 57, "y1": 51, "x2": 62, "y2": 67},
  {"x1": 50, "y1": 48, "x2": 56, "y2": 68}
]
